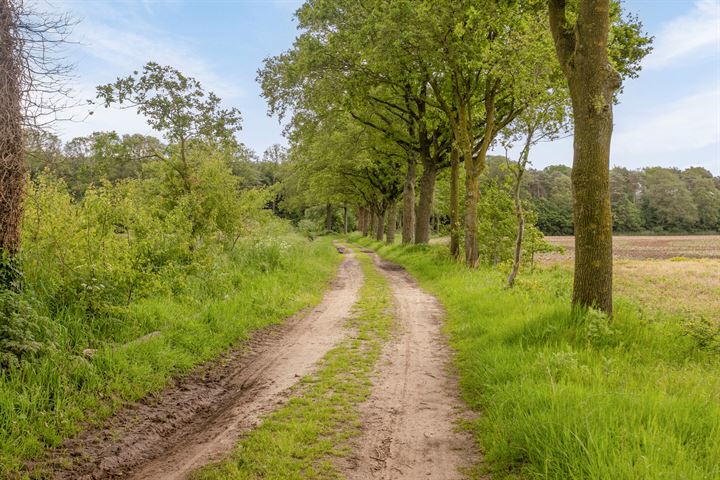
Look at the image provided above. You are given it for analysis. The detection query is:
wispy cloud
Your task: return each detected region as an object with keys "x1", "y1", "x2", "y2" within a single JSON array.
[
  {"x1": 47, "y1": 0, "x2": 245, "y2": 140},
  {"x1": 643, "y1": 0, "x2": 720, "y2": 69},
  {"x1": 613, "y1": 86, "x2": 720, "y2": 155}
]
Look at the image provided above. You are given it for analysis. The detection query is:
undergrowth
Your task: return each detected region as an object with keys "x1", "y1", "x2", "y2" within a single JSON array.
[
  {"x1": 350, "y1": 234, "x2": 720, "y2": 480},
  {"x1": 0, "y1": 236, "x2": 340, "y2": 477},
  {"x1": 193, "y1": 248, "x2": 393, "y2": 480}
]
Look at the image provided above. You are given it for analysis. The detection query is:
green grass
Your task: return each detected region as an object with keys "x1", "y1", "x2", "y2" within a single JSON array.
[
  {"x1": 0, "y1": 236, "x2": 341, "y2": 477},
  {"x1": 350, "y1": 234, "x2": 720, "y2": 480},
  {"x1": 193, "y1": 249, "x2": 393, "y2": 480}
]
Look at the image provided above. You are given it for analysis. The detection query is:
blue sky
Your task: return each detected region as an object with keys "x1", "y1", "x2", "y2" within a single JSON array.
[{"x1": 51, "y1": 0, "x2": 719, "y2": 173}]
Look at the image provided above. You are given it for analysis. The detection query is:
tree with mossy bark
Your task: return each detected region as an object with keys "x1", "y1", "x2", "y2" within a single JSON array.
[{"x1": 548, "y1": 0, "x2": 651, "y2": 314}]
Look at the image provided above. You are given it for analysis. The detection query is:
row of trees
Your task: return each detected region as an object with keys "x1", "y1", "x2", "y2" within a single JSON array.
[
  {"x1": 26, "y1": 129, "x2": 288, "y2": 197},
  {"x1": 259, "y1": 0, "x2": 651, "y2": 313},
  {"x1": 480, "y1": 159, "x2": 720, "y2": 235}
]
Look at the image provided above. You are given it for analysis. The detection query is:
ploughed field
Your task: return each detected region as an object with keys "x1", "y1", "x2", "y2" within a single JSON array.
[
  {"x1": 542, "y1": 235, "x2": 720, "y2": 323},
  {"x1": 542, "y1": 235, "x2": 720, "y2": 260}
]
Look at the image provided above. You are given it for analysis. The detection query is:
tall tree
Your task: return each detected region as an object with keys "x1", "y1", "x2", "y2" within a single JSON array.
[
  {"x1": 548, "y1": 0, "x2": 650, "y2": 313},
  {"x1": 0, "y1": 0, "x2": 24, "y2": 283},
  {"x1": 0, "y1": 0, "x2": 72, "y2": 288}
]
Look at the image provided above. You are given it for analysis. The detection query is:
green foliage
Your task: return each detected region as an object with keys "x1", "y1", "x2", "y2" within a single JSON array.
[
  {"x1": 96, "y1": 62, "x2": 241, "y2": 146},
  {"x1": 476, "y1": 173, "x2": 553, "y2": 267},
  {"x1": 522, "y1": 164, "x2": 720, "y2": 234},
  {"x1": 0, "y1": 289, "x2": 54, "y2": 368},
  {"x1": 195, "y1": 250, "x2": 392, "y2": 480},
  {"x1": 0, "y1": 233, "x2": 341, "y2": 475},
  {"x1": 354, "y1": 238, "x2": 720, "y2": 480}
]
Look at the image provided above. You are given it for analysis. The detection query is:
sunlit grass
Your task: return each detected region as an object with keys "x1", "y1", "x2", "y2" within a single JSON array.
[
  {"x1": 194, "y1": 249, "x2": 393, "y2": 480},
  {"x1": 351, "y1": 234, "x2": 720, "y2": 480},
  {"x1": 0, "y1": 236, "x2": 341, "y2": 476}
]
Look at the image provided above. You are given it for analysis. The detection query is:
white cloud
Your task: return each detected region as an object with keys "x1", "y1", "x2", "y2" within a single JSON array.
[
  {"x1": 47, "y1": 0, "x2": 244, "y2": 141},
  {"x1": 643, "y1": 0, "x2": 720, "y2": 69},
  {"x1": 613, "y1": 86, "x2": 720, "y2": 155}
]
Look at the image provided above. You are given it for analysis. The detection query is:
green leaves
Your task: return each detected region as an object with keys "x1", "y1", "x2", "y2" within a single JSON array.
[{"x1": 96, "y1": 62, "x2": 242, "y2": 145}]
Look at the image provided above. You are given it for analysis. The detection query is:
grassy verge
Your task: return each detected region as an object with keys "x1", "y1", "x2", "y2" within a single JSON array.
[
  {"x1": 350, "y1": 234, "x2": 720, "y2": 480},
  {"x1": 193, "y1": 249, "x2": 392, "y2": 480},
  {"x1": 0, "y1": 236, "x2": 340, "y2": 477}
]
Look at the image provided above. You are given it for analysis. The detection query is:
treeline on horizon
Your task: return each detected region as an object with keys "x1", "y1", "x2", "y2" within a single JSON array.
[
  {"x1": 482, "y1": 156, "x2": 720, "y2": 235},
  {"x1": 27, "y1": 130, "x2": 720, "y2": 237}
]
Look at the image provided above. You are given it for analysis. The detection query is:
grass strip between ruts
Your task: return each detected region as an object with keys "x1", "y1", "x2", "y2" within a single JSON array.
[{"x1": 193, "y1": 248, "x2": 393, "y2": 480}]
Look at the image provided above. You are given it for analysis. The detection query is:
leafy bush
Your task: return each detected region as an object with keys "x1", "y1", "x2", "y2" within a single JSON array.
[{"x1": 0, "y1": 289, "x2": 54, "y2": 368}]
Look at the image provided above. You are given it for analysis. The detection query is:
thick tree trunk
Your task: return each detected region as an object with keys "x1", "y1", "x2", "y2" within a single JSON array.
[
  {"x1": 449, "y1": 147, "x2": 460, "y2": 259},
  {"x1": 549, "y1": 0, "x2": 618, "y2": 314},
  {"x1": 415, "y1": 159, "x2": 437, "y2": 244},
  {"x1": 370, "y1": 211, "x2": 379, "y2": 238},
  {"x1": 343, "y1": 205, "x2": 348, "y2": 234},
  {"x1": 360, "y1": 206, "x2": 370, "y2": 236},
  {"x1": 386, "y1": 203, "x2": 397, "y2": 244},
  {"x1": 374, "y1": 209, "x2": 385, "y2": 241},
  {"x1": 324, "y1": 203, "x2": 333, "y2": 232},
  {"x1": 0, "y1": 1, "x2": 24, "y2": 290},
  {"x1": 402, "y1": 155, "x2": 416, "y2": 244}
]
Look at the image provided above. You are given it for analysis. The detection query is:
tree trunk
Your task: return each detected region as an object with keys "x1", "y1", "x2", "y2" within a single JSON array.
[
  {"x1": 463, "y1": 166, "x2": 480, "y2": 267},
  {"x1": 415, "y1": 158, "x2": 437, "y2": 244},
  {"x1": 402, "y1": 154, "x2": 416, "y2": 244},
  {"x1": 370, "y1": 211, "x2": 379, "y2": 238},
  {"x1": 360, "y1": 206, "x2": 370, "y2": 236},
  {"x1": 324, "y1": 203, "x2": 333, "y2": 232},
  {"x1": 374, "y1": 209, "x2": 385, "y2": 241},
  {"x1": 386, "y1": 203, "x2": 397, "y2": 244},
  {"x1": 0, "y1": 1, "x2": 25, "y2": 290},
  {"x1": 343, "y1": 205, "x2": 348, "y2": 234},
  {"x1": 549, "y1": 0, "x2": 618, "y2": 314},
  {"x1": 507, "y1": 181, "x2": 525, "y2": 288},
  {"x1": 449, "y1": 147, "x2": 460, "y2": 259}
]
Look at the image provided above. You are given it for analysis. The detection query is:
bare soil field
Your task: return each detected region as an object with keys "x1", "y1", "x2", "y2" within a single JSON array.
[
  {"x1": 542, "y1": 235, "x2": 720, "y2": 323},
  {"x1": 542, "y1": 235, "x2": 720, "y2": 260}
]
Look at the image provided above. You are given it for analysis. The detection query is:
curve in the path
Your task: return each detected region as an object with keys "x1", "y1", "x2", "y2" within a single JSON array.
[
  {"x1": 345, "y1": 254, "x2": 477, "y2": 480},
  {"x1": 50, "y1": 248, "x2": 363, "y2": 480}
]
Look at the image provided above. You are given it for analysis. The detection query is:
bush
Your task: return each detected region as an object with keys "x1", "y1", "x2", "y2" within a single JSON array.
[{"x1": 0, "y1": 289, "x2": 54, "y2": 368}]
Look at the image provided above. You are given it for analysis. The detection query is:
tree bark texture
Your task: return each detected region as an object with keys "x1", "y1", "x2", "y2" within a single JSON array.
[
  {"x1": 549, "y1": 0, "x2": 618, "y2": 314},
  {"x1": 324, "y1": 203, "x2": 333, "y2": 232},
  {"x1": 415, "y1": 159, "x2": 437, "y2": 244},
  {"x1": 0, "y1": 0, "x2": 24, "y2": 289},
  {"x1": 386, "y1": 202, "x2": 397, "y2": 244},
  {"x1": 374, "y1": 209, "x2": 385, "y2": 241},
  {"x1": 402, "y1": 154, "x2": 416, "y2": 244},
  {"x1": 449, "y1": 147, "x2": 461, "y2": 259}
]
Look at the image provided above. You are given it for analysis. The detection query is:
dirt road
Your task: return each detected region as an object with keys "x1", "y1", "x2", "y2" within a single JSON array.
[
  {"x1": 49, "y1": 249, "x2": 363, "y2": 480},
  {"x1": 343, "y1": 254, "x2": 475, "y2": 479},
  {"x1": 45, "y1": 246, "x2": 475, "y2": 479}
]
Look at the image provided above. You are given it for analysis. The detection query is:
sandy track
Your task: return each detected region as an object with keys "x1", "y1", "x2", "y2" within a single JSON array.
[
  {"x1": 344, "y1": 254, "x2": 476, "y2": 480},
  {"x1": 46, "y1": 248, "x2": 362, "y2": 480}
]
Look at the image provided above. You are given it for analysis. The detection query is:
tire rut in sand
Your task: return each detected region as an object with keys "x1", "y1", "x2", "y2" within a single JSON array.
[
  {"x1": 344, "y1": 253, "x2": 477, "y2": 480},
  {"x1": 44, "y1": 248, "x2": 363, "y2": 480}
]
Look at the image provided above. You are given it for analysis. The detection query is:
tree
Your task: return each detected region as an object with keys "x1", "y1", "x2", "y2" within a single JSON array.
[
  {"x1": 0, "y1": 0, "x2": 73, "y2": 289},
  {"x1": 548, "y1": 0, "x2": 650, "y2": 314},
  {"x1": 96, "y1": 63, "x2": 242, "y2": 196},
  {"x1": 642, "y1": 168, "x2": 699, "y2": 231},
  {"x1": 504, "y1": 95, "x2": 569, "y2": 287}
]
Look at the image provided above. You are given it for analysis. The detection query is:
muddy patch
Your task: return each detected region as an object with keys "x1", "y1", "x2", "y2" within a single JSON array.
[{"x1": 39, "y1": 249, "x2": 363, "y2": 480}]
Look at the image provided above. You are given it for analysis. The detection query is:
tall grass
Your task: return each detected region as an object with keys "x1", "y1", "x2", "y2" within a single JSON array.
[
  {"x1": 0, "y1": 236, "x2": 341, "y2": 475},
  {"x1": 351, "y1": 235, "x2": 720, "y2": 479}
]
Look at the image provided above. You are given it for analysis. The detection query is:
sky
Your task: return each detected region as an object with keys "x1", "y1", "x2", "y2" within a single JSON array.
[{"x1": 47, "y1": 0, "x2": 720, "y2": 174}]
